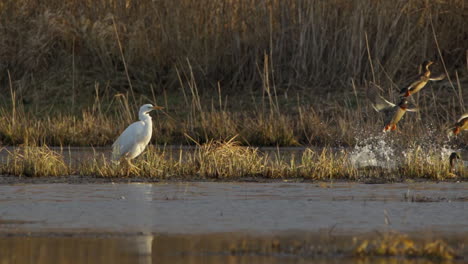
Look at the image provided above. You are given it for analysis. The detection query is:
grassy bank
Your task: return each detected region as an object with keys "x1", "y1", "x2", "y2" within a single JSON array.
[
  {"x1": 0, "y1": 0, "x2": 467, "y2": 147},
  {"x1": 0, "y1": 142, "x2": 465, "y2": 180}
]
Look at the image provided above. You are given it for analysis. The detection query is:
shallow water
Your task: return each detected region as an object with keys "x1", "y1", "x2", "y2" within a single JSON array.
[
  {"x1": 0, "y1": 182, "x2": 466, "y2": 263},
  {"x1": 0, "y1": 182, "x2": 466, "y2": 233}
]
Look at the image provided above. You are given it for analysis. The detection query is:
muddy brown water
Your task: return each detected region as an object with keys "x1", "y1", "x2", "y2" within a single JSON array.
[{"x1": 0, "y1": 182, "x2": 466, "y2": 263}]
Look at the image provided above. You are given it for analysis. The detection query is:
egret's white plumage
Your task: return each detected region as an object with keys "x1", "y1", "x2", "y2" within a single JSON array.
[{"x1": 112, "y1": 104, "x2": 163, "y2": 163}]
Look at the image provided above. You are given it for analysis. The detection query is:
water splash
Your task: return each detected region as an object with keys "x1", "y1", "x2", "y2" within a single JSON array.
[
  {"x1": 349, "y1": 133, "x2": 397, "y2": 169},
  {"x1": 350, "y1": 127, "x2": 458, "y2": 170}
]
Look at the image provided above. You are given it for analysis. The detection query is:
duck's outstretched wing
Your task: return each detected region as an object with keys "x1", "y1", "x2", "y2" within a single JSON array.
[
  {"x1": 429, "y1": 73, "x2": 446, "y2": 81},
  {"x1": 457, "y1": 113, "x2": 468, "y2": 123},
  {"x1": 373, "y1": 96, "x2": 396, "y2": 112},
  {"x1": 367, "y1": 82, "x2": 395, "y2": 112}
]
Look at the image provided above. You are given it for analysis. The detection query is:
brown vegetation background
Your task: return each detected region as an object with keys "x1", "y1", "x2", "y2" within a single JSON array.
[{"x1": 0, "y1": 0, "x2": 467, "y2": 146}]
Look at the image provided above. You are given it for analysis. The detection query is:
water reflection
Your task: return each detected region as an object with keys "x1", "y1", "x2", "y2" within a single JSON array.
[
  {"x1": 0, "y1": 234, "x2": 461, "y2": 264},
  {"x1": 0, "y1": 236, "x2": 152, "y2": 264}
]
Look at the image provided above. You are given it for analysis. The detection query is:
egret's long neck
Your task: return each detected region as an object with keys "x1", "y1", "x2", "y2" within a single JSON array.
[{"x1": 139, "y1": 112, "x2": 152, "y2": 125}]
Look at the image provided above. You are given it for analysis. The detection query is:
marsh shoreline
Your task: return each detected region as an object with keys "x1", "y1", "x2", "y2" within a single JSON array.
[
  {"x1": 1, "y1": 143, "x2": 467, "y2": 181},
  {"x1": 0, "y1": 175, "x2": 466, "y2": 185}
]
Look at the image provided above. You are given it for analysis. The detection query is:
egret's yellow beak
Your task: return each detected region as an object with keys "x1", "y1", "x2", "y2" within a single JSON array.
[{"x1": 152, "y1": 105, "x2": 164, "y2": 110}]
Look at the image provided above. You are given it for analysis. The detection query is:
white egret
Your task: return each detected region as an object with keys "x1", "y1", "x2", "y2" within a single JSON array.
[{"x1": 112, "y1": 104, "x2": 163, "y2": 165}]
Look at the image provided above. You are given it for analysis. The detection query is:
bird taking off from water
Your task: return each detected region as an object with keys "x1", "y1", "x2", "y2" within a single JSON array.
[
  {"x1": 399, "y1": 60, "x2": 446, "y2": 97},
  {"x1": 376, "y1": 97, "x2": 417, "y2": 132},
  {"x1": 367, "y1": 82, "x2": 417, "y2": 132},
  {"x1": 448, "y1": 113, "x2": 468, "y2": 137},
  {"x1": 112, "y1": 104, "x2": 164, "y2": 165}
]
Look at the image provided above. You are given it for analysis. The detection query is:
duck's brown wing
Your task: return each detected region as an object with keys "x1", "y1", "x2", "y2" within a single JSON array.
[{"x1": 429, "y1": 73, "x2": 446, "y2": 81}]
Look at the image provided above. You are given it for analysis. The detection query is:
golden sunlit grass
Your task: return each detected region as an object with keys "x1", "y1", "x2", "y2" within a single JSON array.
[
  {"x1": 354, "y1": 232, "x2": 457, "y2": 260},
  {"x1": 78, "y1": 140, "x2": 269, "y2": 179},
  {"x1": 0, "y1": 141, "x2": 465, "y2": 181},
  {"x1": 303, "y1": 149, "x2": 356, "y2": 179},
  {"x1": 0, "y1": 146, "x2": 69, "y2": 177},
  {"x1": 192, "y1": 139, "x2": 266, "y2": 178},
  {"x1": 77, "y1": 141, "x2": 361, "y2": 180},
  {"x1": 78, "y1": 146, "x2": 184, "y2": 178},
  {"x1": 400, "y1": 147, "x2": 455, "y2": 180}
]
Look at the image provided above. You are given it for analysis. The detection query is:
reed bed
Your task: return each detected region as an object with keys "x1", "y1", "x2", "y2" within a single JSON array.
[
  {"x1": 0, "y1": 0, "x2": 466, "y2": 97},
  {"x1": 0, "y1": 0, "x2": 467, "y2": 148},
  {"x1": 0, "y1": 141, "x2": 465, "y2": 180},
  {"x1": 0, "y1": 82, "x2": 467, "y2": 147}
]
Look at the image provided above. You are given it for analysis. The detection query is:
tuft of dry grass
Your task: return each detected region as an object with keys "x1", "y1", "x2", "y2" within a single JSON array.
[
  {"x1": 192, "y1": 139, "x2": 266, "y2": 178},
  {"x1": 399, "y1": 146, "x2": 454, "y2": 180},
  {"x1": 0, "y1": 146, "x2": 69, "y2": 177},
  {"x1": 299, "y1": 148, "x2": 357, "y2": 180},
  {"x1": 78, "y1": 146, "x2": 183, "y2": 178}
]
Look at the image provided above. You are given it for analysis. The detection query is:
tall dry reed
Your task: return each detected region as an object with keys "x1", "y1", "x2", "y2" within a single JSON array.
[{"x1": 1, "y1": 0, "x2": 466, "y2": 98}]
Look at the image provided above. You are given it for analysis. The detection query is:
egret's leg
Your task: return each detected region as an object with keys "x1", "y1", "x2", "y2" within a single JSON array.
[
  {"x1": 124, "y1": 158, "x2": 140, "y2": 176},
  {"x1": 118, "y1": 158, "x2": 131, "y2": 176}
]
